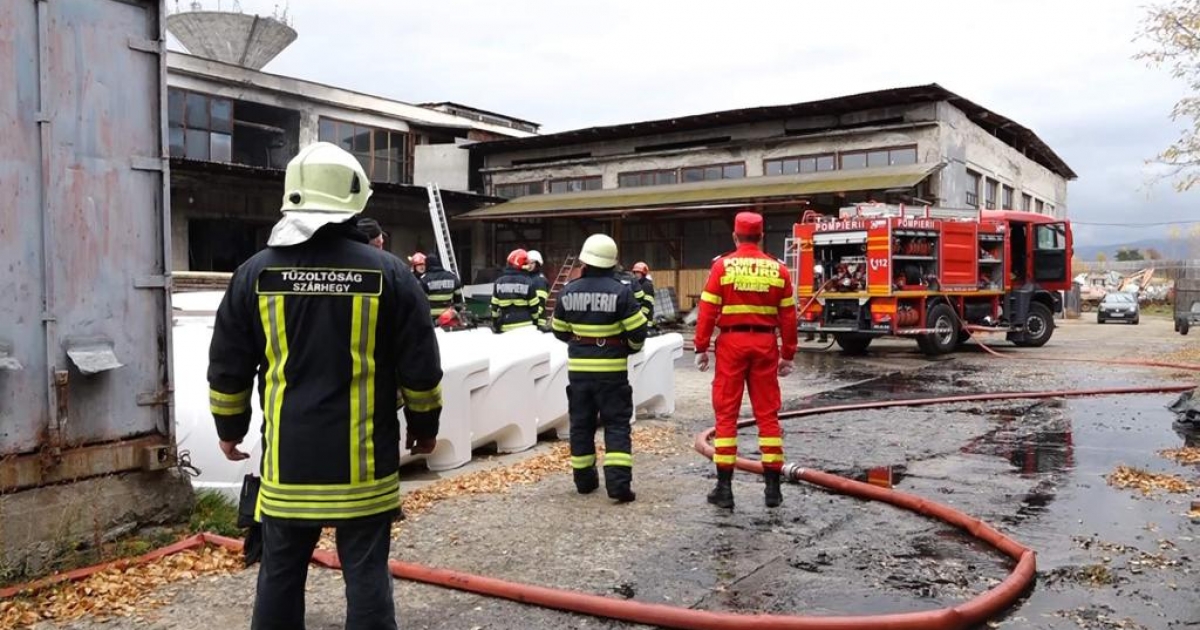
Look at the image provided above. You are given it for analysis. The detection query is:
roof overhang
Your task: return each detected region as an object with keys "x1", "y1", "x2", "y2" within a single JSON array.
[{"x1": 456, "y1": 162, "x2": 943, "y2": 221}]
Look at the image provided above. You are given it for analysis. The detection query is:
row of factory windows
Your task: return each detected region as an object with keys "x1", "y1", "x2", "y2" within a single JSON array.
[
  {"x1": 491, "y1": 145, "x2": 919, "y2": 198},
  {"x1": 965, "y1": 170, "x2": 1054, "y2": 214},
  {"x1": 168, "y1": 88, "x2": 414, "y2": 184}
]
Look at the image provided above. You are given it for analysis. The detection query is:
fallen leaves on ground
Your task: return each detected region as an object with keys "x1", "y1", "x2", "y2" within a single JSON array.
[
  {"x1": 381, "y1": 425, "x2": 679, "y2": 540},
  {"x1": 1105, "y1": 465, "x2": 1194, "y2": 495},
  {"x1": 1159, "y1": 447, "x2": 1200, "y2": 466},
  {"x1": 0, "y1": 546, "x2": 241, "y2": 628}
]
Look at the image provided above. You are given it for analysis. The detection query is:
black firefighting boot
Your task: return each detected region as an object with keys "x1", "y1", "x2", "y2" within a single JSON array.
[
  {"x1": 707, "y1": 468, "x2": 735, "y2": 509},
  {"x1": 574, "y1": 467, "x2": 600, "y2": 495},
  {"x1": 764, "y1": 470, "x2": 783, "y2": 508}
]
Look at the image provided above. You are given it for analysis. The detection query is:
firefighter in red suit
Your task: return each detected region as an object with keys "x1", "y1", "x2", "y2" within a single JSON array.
[{"x1": 693, "y1": 211, "x2": 798, "y2": 509}]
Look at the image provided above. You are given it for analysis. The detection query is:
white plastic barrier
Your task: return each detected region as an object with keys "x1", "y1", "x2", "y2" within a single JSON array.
[
  {"x1": 458, "y1": 326, "x2": 549, "y2": 454},
  {"x1": 533, "y1": 334, "x2": 570, "y2": 435},
  {"x1": 400, "y1": 328, "x2": 490, "y2": 471},
  {"x1": 171, "y1": 292, "x2": 676, "y2": 493},
  {"x1": 630, "y1": 333, "x2": 684, "y2": 416}
]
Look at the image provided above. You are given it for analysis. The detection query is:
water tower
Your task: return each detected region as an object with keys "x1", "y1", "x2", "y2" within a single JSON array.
[{"x1": 167, "y1": 1, "x2": 297, "y2": 70}]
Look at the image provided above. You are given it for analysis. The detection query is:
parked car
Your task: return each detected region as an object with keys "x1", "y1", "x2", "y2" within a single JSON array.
[{"x1": 1097, "y1": 292, "x2": 1139, "y2": 325}]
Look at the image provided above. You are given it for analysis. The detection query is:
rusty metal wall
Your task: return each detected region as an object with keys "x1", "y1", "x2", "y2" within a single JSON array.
[{"x1": 0, "y1": 0, "x2": 173, "y2": 488}]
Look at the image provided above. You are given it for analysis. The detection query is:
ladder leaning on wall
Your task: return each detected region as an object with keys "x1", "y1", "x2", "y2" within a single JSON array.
[{"x1": 425, "y1": 183, "x2": 460, "y2": 279}]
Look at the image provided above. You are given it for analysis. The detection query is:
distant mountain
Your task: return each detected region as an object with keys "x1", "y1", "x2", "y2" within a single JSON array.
[{"x1": 1073, "y1": 237, "x2": 1189, "y2": 261}]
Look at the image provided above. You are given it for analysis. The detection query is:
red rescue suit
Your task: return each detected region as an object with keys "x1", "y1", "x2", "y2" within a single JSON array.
[{"x1": 694, "y1": 240, "x2": 798, "y2": 472}]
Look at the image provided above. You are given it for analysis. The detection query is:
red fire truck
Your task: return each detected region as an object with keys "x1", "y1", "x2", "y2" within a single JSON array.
[{"x1": 792, "y1": 203, "x2": 1073, "y2": 355}]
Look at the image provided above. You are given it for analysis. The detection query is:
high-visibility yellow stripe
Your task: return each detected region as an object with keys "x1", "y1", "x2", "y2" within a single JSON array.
[
  {"x1": 779, "y1": 296, "x2": 796, "y2": 308},
  {"x1": 604, "y1": 452, "x2": 633, "y2": 467},
  {"x1": 713, "y1": 454, "x2": 737, "y2": 465},
  {"x1": 364, "y1": 296, "x2": 378, "y2": 481},
  {"x1": 567, "y1": 357, "x2": 628, "y2": 372},
  {"x1": 258, "y1": 295, "x2": 288, "y2": 483},
  {"x1": 759, "y1": 437, "x2": 783, "y2": 447},
  {"x1": 721, "y1": 304, "x2": 779, "y2": 315},
  {"x1": 713, "y1": 437, "x2": 738, "y2": 448},
  {"x1": 571, "y1": 322, "x2": 623, "y2": 336},
  {"x1": 500, "y1": 321, "x2": 534, "y2": 332},
  {"x1": 350, "y1": 296, "x2": 364, "y2": 483},
  {"x1": 209, "y1": 387, "x2": 251, "y2": 416},
  {"x1": 492, "y1": 298, "x2": 535, "y2": 307},
  {"x1": 428, "y1": 294, "x2": 454, "y2": 303},
  {"x1": 536, "y1": 290, "x2": 550, "y2": 299},
  {"x1": 571, "y1": 454, "x2": 596, "y2": 469},
  {"x1": 720, "y1": 276, "x2": 786, "y2": 288},
  {"x1": 259, "y1": 487, "x2": 401, "y2": 521},
  {"x1": 628, "y1": 341, "x2": 644, "y2": 352},
  {"x1": 260, "y1": 472, "x2": 399, "y2": 497},
  {"x1": 700, "y1": 291, "x2": 723, "y2": 305},
  {"x1": 621, "y1": 311, "x2": 647, "y2": 331},
  {"x1": 401, "y1": 384, "x2": 442, "y2": 413},
  {"x1": 551, "y1": 318, "x2": 572, "y2": 332},
  {"x1": 761, "y1": 454, "x2": 785, "y2": 463}
]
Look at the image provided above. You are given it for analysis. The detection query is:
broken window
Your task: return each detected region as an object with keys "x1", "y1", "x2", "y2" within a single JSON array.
[
  {"x1": 494, "y1": 181, "x2": 545, "y2": 198},
  {"x1": 318, "y1": 117, "x2": 412, "y2": 184},
  {"x1": 549, "y1": 176, "x2": 602, "y2": 194},
  {"x1": 168, "y1": 88, "x2": 233, "y2": 163}
]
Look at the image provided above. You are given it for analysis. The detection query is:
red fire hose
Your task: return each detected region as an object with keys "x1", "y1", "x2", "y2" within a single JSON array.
[{"x1": 6, "y1": 377, "x2": 1197, "y2": 628}]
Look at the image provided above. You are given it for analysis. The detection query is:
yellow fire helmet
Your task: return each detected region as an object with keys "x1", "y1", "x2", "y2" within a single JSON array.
[{"x1": 268, "y1": 142, "x2": 373, "y2": 247}]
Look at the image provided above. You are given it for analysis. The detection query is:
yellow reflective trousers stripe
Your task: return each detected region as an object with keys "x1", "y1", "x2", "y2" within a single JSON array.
[
  {"x1": 571, "y1": 454, "x2": 596, "y2": 469},
  {"x1": 759, "y1": 437, "x2": 783, "y2": 447},
  {"x1": 713, "y1": 437, "x2": 738, "y2": 448},
  {"x1": 604, "y1": 452, "x2": 633, "y2": 468},
  {"x1": 258, "y1": 295, "x2": 288, "y2": 483}
]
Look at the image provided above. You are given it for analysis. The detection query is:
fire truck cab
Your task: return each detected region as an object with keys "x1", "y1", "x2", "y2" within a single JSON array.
[{"x1": 792, "y1": 203, "x2": 1072, "y2": 355}]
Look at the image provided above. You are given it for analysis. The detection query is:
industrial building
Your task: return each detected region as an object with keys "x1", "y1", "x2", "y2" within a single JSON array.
[
  {"x1": 463, "y1": 85, "x2": 1076, "y2": 309},
  {"x1": 164, "y1": 5, "x2": 536, "y2": 274}
]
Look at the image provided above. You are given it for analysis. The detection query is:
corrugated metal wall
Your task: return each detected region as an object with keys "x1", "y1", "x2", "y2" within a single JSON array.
[{"x1": 0, "y1": 0, "x2": 173, "y2": 490}]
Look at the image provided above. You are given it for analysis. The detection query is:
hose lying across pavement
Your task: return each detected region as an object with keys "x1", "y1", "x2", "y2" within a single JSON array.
[{"x1": 5, "y1": 364, "x2": 1198, "y2": 628}]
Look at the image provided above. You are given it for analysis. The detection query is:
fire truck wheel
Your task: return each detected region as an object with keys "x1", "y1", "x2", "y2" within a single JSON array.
[
  {"x1": 921, "y1": 304, "x2": 959, "y2": 356},
  {"x1": 1014, "y1": 302, "x2": 1055, "y2": 347},
  {"x1": 834, "y1": 334, "x2": 872, "y2": 355}
]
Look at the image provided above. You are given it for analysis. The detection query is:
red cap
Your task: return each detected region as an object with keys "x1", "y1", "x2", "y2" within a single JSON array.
[{"x1": 734, "y1": 212, "x2": 764, "y2": 236}]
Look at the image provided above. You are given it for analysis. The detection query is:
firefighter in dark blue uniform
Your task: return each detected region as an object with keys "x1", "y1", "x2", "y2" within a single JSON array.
[
  {"x1": 551, "y1": 234, "x2": 649, "y2": 502},
  {"x1": 419, "y1": 253, "x2": 463, "y2": 322},
  {"x1": 207, "y1": 142, "x2": 442, "y2": 630},
  {"x1": 526, "y1": 250, "x2": 551, "y2": 330},
  {"x1": 490, "y1": 249, "x2": 539, "y2": 333}
]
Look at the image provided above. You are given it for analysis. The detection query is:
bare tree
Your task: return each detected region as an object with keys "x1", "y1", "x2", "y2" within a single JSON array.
[{"x1": 1137, "y1": 0, "x2": 1200, "y2": 189}]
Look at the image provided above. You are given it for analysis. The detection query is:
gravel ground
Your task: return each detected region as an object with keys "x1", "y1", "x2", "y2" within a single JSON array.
[{"x1": 27, "y1": 316, "x2": 1200, "y2": 630}]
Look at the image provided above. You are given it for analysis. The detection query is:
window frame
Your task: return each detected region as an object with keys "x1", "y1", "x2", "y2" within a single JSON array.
[
  {"x1": 839, "y1": 145, "x2": 918, "y2": 170},
  {"x1": 1002, "y1": 185, "x2": 1014, "y2": 210},
  {"x1": 617, "y1": 169, "x2": 679, "y2": 188},
  {"x1": 548, "y1": 176, "x2": 603, "y2": 194},
  {"x1": 984, "y1": 178, "x2": 998, "y2": 210},
  {"x1": 764, "y1": 152, "x2": 837, "y2": 176},
  {"x1": 965, "y1": 170, "x2": 981, "y2": 208},
  {"x1": 167, "y1": 87, "x2": 234, "y2": 163},
  {"x1": 493, "y1": 180, "x2": 545, "y2": 198},
  {"x1": 680, "y1": 161, "x2": 747, "y2": 183},
  {"x1": 318, "y1": 116, "x2": 412, "y2": 185}
]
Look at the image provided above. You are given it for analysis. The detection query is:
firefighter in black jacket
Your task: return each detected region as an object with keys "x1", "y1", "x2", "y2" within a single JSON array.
[
  {"x1": 551, "y1": 234, "x2": 649, "y2": 502},
  {"x1": 207, "y1": 142, "x2": 442, "y2": 630},
  {"x1": 526, "y1": 249, "x2": 551, "y2": 329},
  {"x1": 490, "y1": 249, "x2": 539, "y2": 333},
  {"x1": 631, "y1": 261, "x2": 656, "y2": 322},
  {"x1": 419, "y1": 252, "x2": 463, "y2": 321}
]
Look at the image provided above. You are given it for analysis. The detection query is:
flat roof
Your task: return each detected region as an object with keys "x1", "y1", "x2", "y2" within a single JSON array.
[
  {"x1": 470, "y1": 84, "x2": 1075, "y2": 180},
  {"x1": 166, "y1": 52, "x2": 537, "y2": 139},
  {"x1": 418, "y1": 101, "x2": 541, "y2": 128},
  {"x1": 457, "y1": 162, "x2": 942, "y2": 221}
]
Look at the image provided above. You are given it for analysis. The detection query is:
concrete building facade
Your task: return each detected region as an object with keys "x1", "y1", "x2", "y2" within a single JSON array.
[
  {"x1": 462, "y1": 85, "x2": 1074, "y2": 308},
  {"x1": 165, "y1": 52, "x2": 535, "y2": 275}
]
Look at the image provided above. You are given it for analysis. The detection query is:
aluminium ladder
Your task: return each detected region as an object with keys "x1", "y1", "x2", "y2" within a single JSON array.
[{"x1": 425, "y1": 183, "x2": 460, "y2": 279}]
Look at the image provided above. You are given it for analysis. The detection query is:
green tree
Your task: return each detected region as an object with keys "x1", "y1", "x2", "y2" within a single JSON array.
[
  {"x1": 1137, "y1": 0, "x2": 1200, "y2": 189},
  {"x1": 1115, "y1": 248, "x2": 1146, "y2": 261}
]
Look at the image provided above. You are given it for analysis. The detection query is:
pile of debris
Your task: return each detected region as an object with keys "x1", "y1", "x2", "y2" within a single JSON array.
[{"x1": 1106, "y1": 465, "x2": 1194, "y2": 495}]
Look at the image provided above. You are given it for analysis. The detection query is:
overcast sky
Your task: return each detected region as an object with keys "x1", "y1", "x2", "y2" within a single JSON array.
[{"x1": 171, "y1": 0, "x2": 1200, "y2": 248}]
